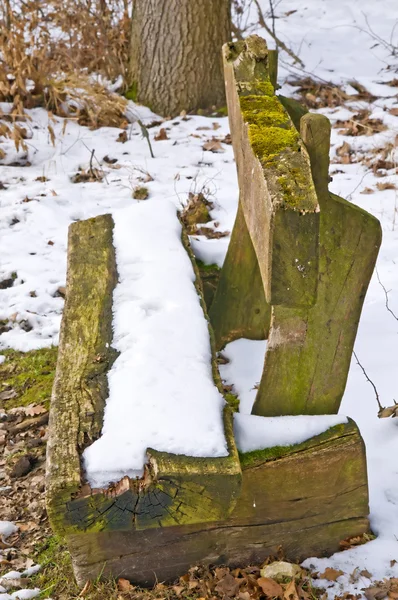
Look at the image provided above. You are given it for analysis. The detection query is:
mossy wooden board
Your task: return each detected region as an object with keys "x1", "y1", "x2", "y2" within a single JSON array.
[
  {"x1": 46, "y1": 213, "x2": 241, "y2": 537},
  {"x1": 251, "y1": 113, "x2": 382, "y2": 416},
  {"x1": 222, "y1": 36, "x2": 320, "y2": 308},
  {"x1": 209, "y1": 202, "x2": 271, "y2": 350},
  {"x1": 66, "y1": 419, "x2": 369, "y2": 586}
]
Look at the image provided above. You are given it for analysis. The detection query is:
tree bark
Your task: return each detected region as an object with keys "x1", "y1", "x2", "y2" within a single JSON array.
[{"x1": 129, "y1": 0, "x2": 231, "y2": 116}]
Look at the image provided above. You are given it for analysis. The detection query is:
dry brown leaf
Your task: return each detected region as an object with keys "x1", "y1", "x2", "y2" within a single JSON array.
[
  {"x1": 173, "y1": 585, "x2": 184, "y2": 596},
  {"x1": 335, "y1": 141, "x2": 353, "y2": 164},
  {"x1": 319, "y1": 567, "x2": 344, "y2": 581},
  {"x1": 117, "y1": 577, "x2": 132, "y2": 592},
  {"x1": 283, "y1": 580, "x2": 300, "y2": 600},
  {"x1": 376, "y1": 181, "x2": 396, "y2": 191},
  {"x1": 335, "y1": 110, "x2": 387, "y2": 136},
  {"x1": 364, "y1": 585, "x2": 390, "y2": 600},
  {"x1": 215, "y1": 573, "x2": 240, "y2": 597},
  {"x1": 203, "y1": 138, "x2": 225, "y2": 153},
  {"x1": 360, "y1": 570, "x2": 373, "y2": 579},
  {"x1": 0, "y1": 389, "x2": 17, "y2": 401},
  {"x1": 154, "y1": 128, "x2": 169, "y2": 141},
  {"x1": 257, "y1": 577, "x2": 283, "y2": 598},
  {"x1": 24, "y1": 404, "x2": 47, "y2": 417},
  {"x1": 361, "y1": 187, "x2": 375, "y2": 194},
  {"x1": 117, "y1": 131, "x2": 128, "y2": 143},
  {"x1": 188, "y1": 580, "x2": 199, "y2": 589},
  {"x1": 79, "y1": 580, "x2": 91, "y2": 597},
  {"x1": 195, "y1": 226, "x2": 230, "y2": 239},
  {"x1": 389, "y1": 108, "x2": 398, "y2": 117}
]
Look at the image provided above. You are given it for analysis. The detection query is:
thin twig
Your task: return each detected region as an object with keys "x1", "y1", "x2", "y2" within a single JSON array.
[
  {"x1": 353, "y1": 351, "x2": 383, "y2": 411},
  {"x1": 82, "y1": 142, "x2": 109, "y2": 184},
  {"x1": 252, "y1": 0, "x2": 304, "y2": 67},
  {"x1": 88, "y1": 148, "x2": 95, "y2": 178},
  {"x1": 376, "y1": 268, "x2": 398, "y2": 322},
  {"x1": 137, "y1": 119, "x2": 154, "y2": 159},
  {"x1": 268, "y1": 0, "x2": 276, "y2": 36}
]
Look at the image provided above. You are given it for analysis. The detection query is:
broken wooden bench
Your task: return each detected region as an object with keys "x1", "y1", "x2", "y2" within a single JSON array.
[{"x1": 45, "y1": 35, "x2": 379, "y2": 586}]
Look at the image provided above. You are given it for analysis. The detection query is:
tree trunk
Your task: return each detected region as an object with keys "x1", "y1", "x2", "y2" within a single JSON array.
[{"x1": 128, "y1": 0, "x2": 231, "y2": 116}]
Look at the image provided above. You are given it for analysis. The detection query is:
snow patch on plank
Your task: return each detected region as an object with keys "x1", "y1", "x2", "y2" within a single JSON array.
[
  {"x1": 234, "y1": 413, "x2": 348, "y2": 453},
  {"x1": 83, "y1": 200, "x2": 227, "y2": 488}
]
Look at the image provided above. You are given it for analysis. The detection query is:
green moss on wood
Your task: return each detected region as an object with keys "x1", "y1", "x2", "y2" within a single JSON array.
[
  {"x1": 239, "y1": 421, "x2": 355, "y2": 469},
  {"x1": 209, "y1": 202, "x2": 271, "y2": 349},
  {"x1": 0, "y1": 347, "x2": 57, "y2": 410},
  {"x1": 278, "y1": 95, "x2": 309, "y2": 131},
  {"x1": 195, "y1": 260, "x2": 220, "y2": 310},
  {"x1": 248, "y1": 125, "x2": 299, "y2": 164},
  {"x1": 225, "y1": 392, "x2": 240, "y2": 412},
  {"x1": 240, "y1": 95, "x2": 290, "y2": 128}
]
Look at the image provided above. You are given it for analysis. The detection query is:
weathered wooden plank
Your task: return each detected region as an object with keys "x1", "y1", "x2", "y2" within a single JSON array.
[
  {"x1": 252, "y1": 114, "x2": 382, "y2": 416},
  {"x1": 223, "y1": 36, "x2": 320, "y2": 308},
  {"x1": 46, "y1": 214, "x2": 118, "y2": 533},
  {"x1": 209, "y1": 202, "x2": 270, "y2": 350},
  {"x1": 66, "y1": 420, "x2": 369, "y2": 586},
  {"x1": 47, "y1": 213, "x2": 242, "y2": 536}
]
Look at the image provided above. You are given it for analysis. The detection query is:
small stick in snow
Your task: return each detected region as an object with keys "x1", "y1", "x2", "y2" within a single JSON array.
[
  {"x1": 89, "y1": 148, "x2": 96, "y2": 179},
  {"x1": 137, "y1": 119, "x2": 155, "y2": 158},
  {"x1": 376, "y1": 268, "x2": 398, "y2": 322},
  {"x1": 353, "y1": 351, "x2": 383, "y2": 412}
]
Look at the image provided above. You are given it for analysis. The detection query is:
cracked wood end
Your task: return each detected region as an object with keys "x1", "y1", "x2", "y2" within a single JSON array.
[{"x1": 66, "y1": 419, "x2": 369, "y2": 586}]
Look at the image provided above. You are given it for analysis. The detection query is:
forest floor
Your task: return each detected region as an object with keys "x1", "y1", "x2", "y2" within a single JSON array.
[{"x1": 1, "y1": 0, "x2": 398, "y2": 598}]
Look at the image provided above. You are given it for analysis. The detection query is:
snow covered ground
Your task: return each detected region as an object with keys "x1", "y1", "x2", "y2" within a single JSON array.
[{"x1": 0, "y1": 0, "x2": 398, "y2": 597}]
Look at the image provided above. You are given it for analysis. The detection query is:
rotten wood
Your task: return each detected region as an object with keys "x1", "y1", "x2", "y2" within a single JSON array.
[{"x1": 67, "y1": 420, "x2": 369, "y2": 586}]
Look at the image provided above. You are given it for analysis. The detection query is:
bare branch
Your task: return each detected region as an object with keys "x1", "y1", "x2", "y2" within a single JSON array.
[
  {"x1": 252, "y1": 0, "x2": 304, "y2": 67},
  {"x1": 353, "y1": 351, "x2": 383, "y2": 412},
  {"x1": 376, "y1": 268, "x2": 398, "y2": 322}
]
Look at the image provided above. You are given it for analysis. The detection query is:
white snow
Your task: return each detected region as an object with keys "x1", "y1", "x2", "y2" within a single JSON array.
[
  {"x1": 0, "y1": 522, "x2": 17, "y2": 539},
  {"x1": 82, "y1": 200, "x2": 228, "y2": 488},
  {"x1": 219, "y1": 339, "x2": 267, "y2": 414},
  {"x1": 234, "y1": 414, "x2": 348, "y2": 454},
  {"x1": 10, "y1": 591, "x2": 40, "y2": 600},
  {"x1": 21, "y1": 567, "x2": 40, "y2": 578}
]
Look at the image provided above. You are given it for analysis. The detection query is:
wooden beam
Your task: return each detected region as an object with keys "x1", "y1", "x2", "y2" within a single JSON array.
[
  {"x1": 66, "y1": 420, "x2": 369, "y2": 586},
  {"x1": 252, "y1": 113, "x2": 382, "y2": 415},
  {"x1": 209, "y1": 201, "x2": 270, "y2": 350},
  {"x1": 223, "y1": 36, "x2": 320, "y2": 308}
]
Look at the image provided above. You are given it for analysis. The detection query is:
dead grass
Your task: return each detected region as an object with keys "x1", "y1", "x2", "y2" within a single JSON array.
[
  {"x1": 0, "y1": 0, "x2": 131, "y2": 155},
  {"x1": 288, "y1": 77, "x2": 377, "y2": 109}
]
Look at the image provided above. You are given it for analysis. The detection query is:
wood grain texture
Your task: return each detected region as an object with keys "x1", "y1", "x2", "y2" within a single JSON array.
[
  {"x1": 209, "y1": 201, "x2": 271, "y2": 350},
  {"x1": 252, "y1": 114, "x2": 382, "y2": 416},
  {"x1": 46, "y1": 214, "x2": 118, "y2": 532},
  {"x1": 129, "y1": 0, "x2": 231, "y2": 116},
  {"x1": 223, "y1": 36, "x2": 320, "y2": 308},
  {"x1": 67, "y1": 420, "x2": 369, "y2": 586}
]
